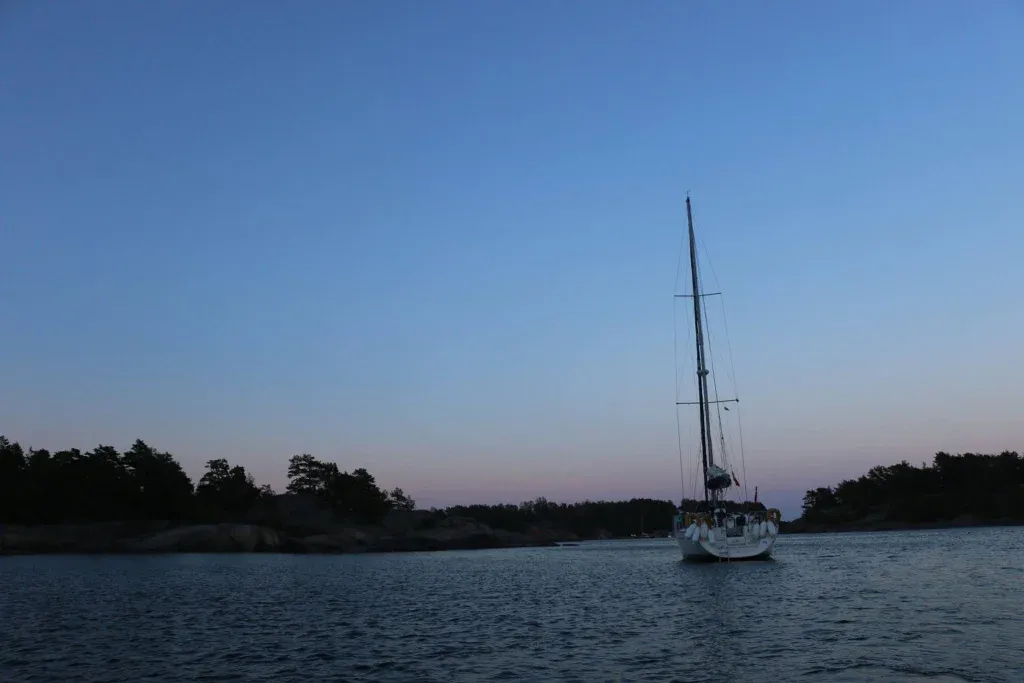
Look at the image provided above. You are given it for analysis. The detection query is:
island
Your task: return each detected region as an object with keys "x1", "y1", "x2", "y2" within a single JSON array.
[
  {"x1": 0, "y1": 436, "x2": 676, "y2": 554},
  {"x1": 2, "y1": 435, "x2": 1020, "y2": 554},
  {"x1": 783, "y1": 450, "x2": 1024, "y2": 533}
]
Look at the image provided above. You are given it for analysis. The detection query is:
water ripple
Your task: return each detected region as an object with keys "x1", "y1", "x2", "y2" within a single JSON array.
[{"x1": 2, "y1": 528, "x2": 1023, "y2": 682}]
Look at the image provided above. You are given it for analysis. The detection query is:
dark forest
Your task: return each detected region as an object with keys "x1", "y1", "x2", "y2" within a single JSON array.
[{"x1": 2, "y1": 436, "x2": 1020, "y2": 535}]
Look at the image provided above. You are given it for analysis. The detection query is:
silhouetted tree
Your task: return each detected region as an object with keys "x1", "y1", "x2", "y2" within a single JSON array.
[
  {"x1": 82, "y1": 445, "x2": 135, "y2": 520},
  {"x1": 284, "y1": 455, "x2": 393, "y2": 523},
  {"x1": 0, "y1": 436, "x2": 27, "y2": 522},
  {"x1": 1, "y1": 437, "x2": 195, "y2": 524},
  {"x1": 340, "y1": 468, "x2": 391, "y2": 522},
  {"x1": 801, "y1": 487, "x2": 837, "y2": 518},
  {"x1": 285, "y1": 454, "x2": 340, "y2": 495},
  {"x1": 122, "y1": 440, "x2": 194, "y2": 520},
  {"x1": 799, "y1": 451, "x2": 1024, "y2": 525},
  {"x1": 388, "y1": 487, "x2": 415, "y2": 511},
  {"x1": 0, "y1": 437, "x2": 404, "y2": 527},
  {"x1": 195, "y1": 458, "x2": 267, "y2": 519},
  {"x1": 444, "y1": 497, "x2": 683, "y2": 538}
]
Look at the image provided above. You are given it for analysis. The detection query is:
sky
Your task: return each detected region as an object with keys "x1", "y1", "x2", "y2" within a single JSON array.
[{"x1": 2, "y1": 1, "x2": 1022, "y2": 520}]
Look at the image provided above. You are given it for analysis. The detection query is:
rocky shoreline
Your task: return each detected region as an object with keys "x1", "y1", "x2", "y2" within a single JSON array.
[
  {"x1": 0, "y1": 495, "x2": 579, "y2": 556},
  {"x1": 0, "y1": 519, "x2": 570, "y2": 555}
]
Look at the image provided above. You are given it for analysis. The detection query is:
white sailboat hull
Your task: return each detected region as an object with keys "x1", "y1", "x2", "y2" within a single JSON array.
[{"x1": 677, "y1": 531, "x2": 775, "y2": 561}]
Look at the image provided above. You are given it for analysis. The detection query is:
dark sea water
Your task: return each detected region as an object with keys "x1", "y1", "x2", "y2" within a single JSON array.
[{"x1": 2, "y1": 528, "x2": 1023, "y2": 683}]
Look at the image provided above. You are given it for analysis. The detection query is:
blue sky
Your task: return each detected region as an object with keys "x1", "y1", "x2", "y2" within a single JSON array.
[{"x1": 2, "y1": 1, "x2": 1022, "y2": 519}]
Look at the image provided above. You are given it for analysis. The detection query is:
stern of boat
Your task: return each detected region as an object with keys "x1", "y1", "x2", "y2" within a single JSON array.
[{"x1": 673, "y1": 509, "x2": 780, "y2": 561}]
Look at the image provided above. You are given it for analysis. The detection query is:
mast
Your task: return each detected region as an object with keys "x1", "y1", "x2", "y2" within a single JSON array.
[{"x1": 686, "y1": 196, "x2": 716, "y2": 502}]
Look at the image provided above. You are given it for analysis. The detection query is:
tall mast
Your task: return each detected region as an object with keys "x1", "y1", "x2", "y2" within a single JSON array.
[{"x1": 686, "y1": 196, "x2": 715, "y2": 502}]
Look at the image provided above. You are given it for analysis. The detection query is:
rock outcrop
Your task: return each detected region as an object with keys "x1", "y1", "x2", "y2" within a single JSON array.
[
  {"x1": 121, "y1": 524, "x2": 287, "y2": 553},
  {"x1": 244, "y1": 493, "x2": 340, "y2": 536},
  {"x1": 0, "y1": 521, "x2": 171, "y2": 553},
  {"x1": 0, "y1": 495, "x2": 579, "y2": 555}
]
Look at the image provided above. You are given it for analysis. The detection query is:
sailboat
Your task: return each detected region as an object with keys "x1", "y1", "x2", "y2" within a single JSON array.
[{"x1": 671, "y1": 196, "x2": 781, "y2": 561}]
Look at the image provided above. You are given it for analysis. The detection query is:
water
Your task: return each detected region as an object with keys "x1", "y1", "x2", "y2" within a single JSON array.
[{"x1": 2, "y1": 527, "x2": 1023, "y2": 682}]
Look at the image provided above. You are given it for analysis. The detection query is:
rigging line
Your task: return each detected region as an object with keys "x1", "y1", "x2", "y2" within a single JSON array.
[
  {"x1": 685, "y1": 327, "x2": 698, "y2": 503},
  {"x1": 717, "y1": 292, "x2": 750, "y2": 503},
  {"x1": 708, "y1": 326, "x2": 731, "y2": 457},
  {"x1": 674, "y1": 301, "x2": 686, "y2": 500},
  {"x1": 688, "y1": 405, "x2": 696, "y2": 502},
  {"x1": 693, "y1": 220, "x2": 730, "y2": 473},
  {"x1": 695, "y1": 231, "x2": 748, "y2": 505},
  {"x1": 674, "y1": 201, "x2": 697, "y2": 504},
  {"x1": 673, "y1": 294, "x2": 679, "y2": 410},
  {"x1": 674, "y1": 301, "x2": 692, "y2": 403},
  {"x1": 673, "y1": 202, "x2": 691, "y2": 297},
  {"x1": 673, "y1": 240, "x2": 697, "y2": 403},
  {"x1": 707, "y1": 325, "x2": 729, "y2": 462},
  {"x1": 689, "y1": 211, "x2": 716, "y2": 504},
  {"x1": 698, "y1": 235, "x2": 740, "y2": 392},
  {"x1": 679, "y1": 273, "x2": 698, "y2": 501},
  {"x1": 683, "y1": 310, "x2": 699, "y2": 504},
  {"x1": 675, "y1": 350, "x2": 696, "y2": 504},
  {"x1": 675, "y1": 407, "x2": 685, "y2": 500},
  {"x1": 735, "y1": 397, "x2": 750, "y2": 504},
  {"x1": 674, "y1": 298, "x2": 689, "y2": 496},
  {"x1": 697, "y1": 228, "x2": 749, "y2": 504},
  {"x1": 707, "y1": 328, "x2": 734, "y2": 503}
]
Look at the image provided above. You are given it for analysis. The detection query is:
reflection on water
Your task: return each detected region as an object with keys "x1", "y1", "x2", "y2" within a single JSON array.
[{"x1": 2, "y1": 528, "x2": 1022, "y2": 682}]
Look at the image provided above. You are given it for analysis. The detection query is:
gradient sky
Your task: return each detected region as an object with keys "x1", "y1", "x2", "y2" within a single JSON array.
[{"x1": 2, "y1": 1, "x2": 1022, "y2": 519}]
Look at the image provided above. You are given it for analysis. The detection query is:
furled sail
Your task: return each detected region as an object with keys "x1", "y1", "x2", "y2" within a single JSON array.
[{"x1": 706, "y1": 464, "x2": 732, "y2": 490}]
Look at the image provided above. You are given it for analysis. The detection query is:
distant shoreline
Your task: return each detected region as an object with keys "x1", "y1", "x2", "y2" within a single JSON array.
[
  {"x1": 6, "y1": 522, "x2": 1023, "y2": 557},
  {"x1": 780, "y1": 517, "x2": 1024, "y2": 535},
  {"x1": 0, "y1": 516, "x2": 572, "y2": 557}
]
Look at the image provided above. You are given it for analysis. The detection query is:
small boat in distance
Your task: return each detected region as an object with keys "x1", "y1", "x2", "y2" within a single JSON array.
[{"x1": 671, "y1": 196, "x2": 780, "y2": 561}]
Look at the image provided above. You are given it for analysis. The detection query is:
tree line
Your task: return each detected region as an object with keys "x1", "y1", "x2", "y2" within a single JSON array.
[
  {"x1": 444, "y1": 497, "x2": 766, "y2": 538},
  {"x1": 0, "y1": 436, "x2": 413, "y2": 526},
  {"x1": 24, "y1": 436, "x2": 1017, "y2": 537},
  {"x1": 0, "y1": 435, "x2": 728, "y2": 537},
  {"x1": 800, "y1": 451, "x2": 1024, "y2": 525},
  {"x1": 445, "y1": 497, "x2": 682, "y2": 538},
  {"x1": 0, "y1": 433, "x2": 704, "y2": 537}
]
